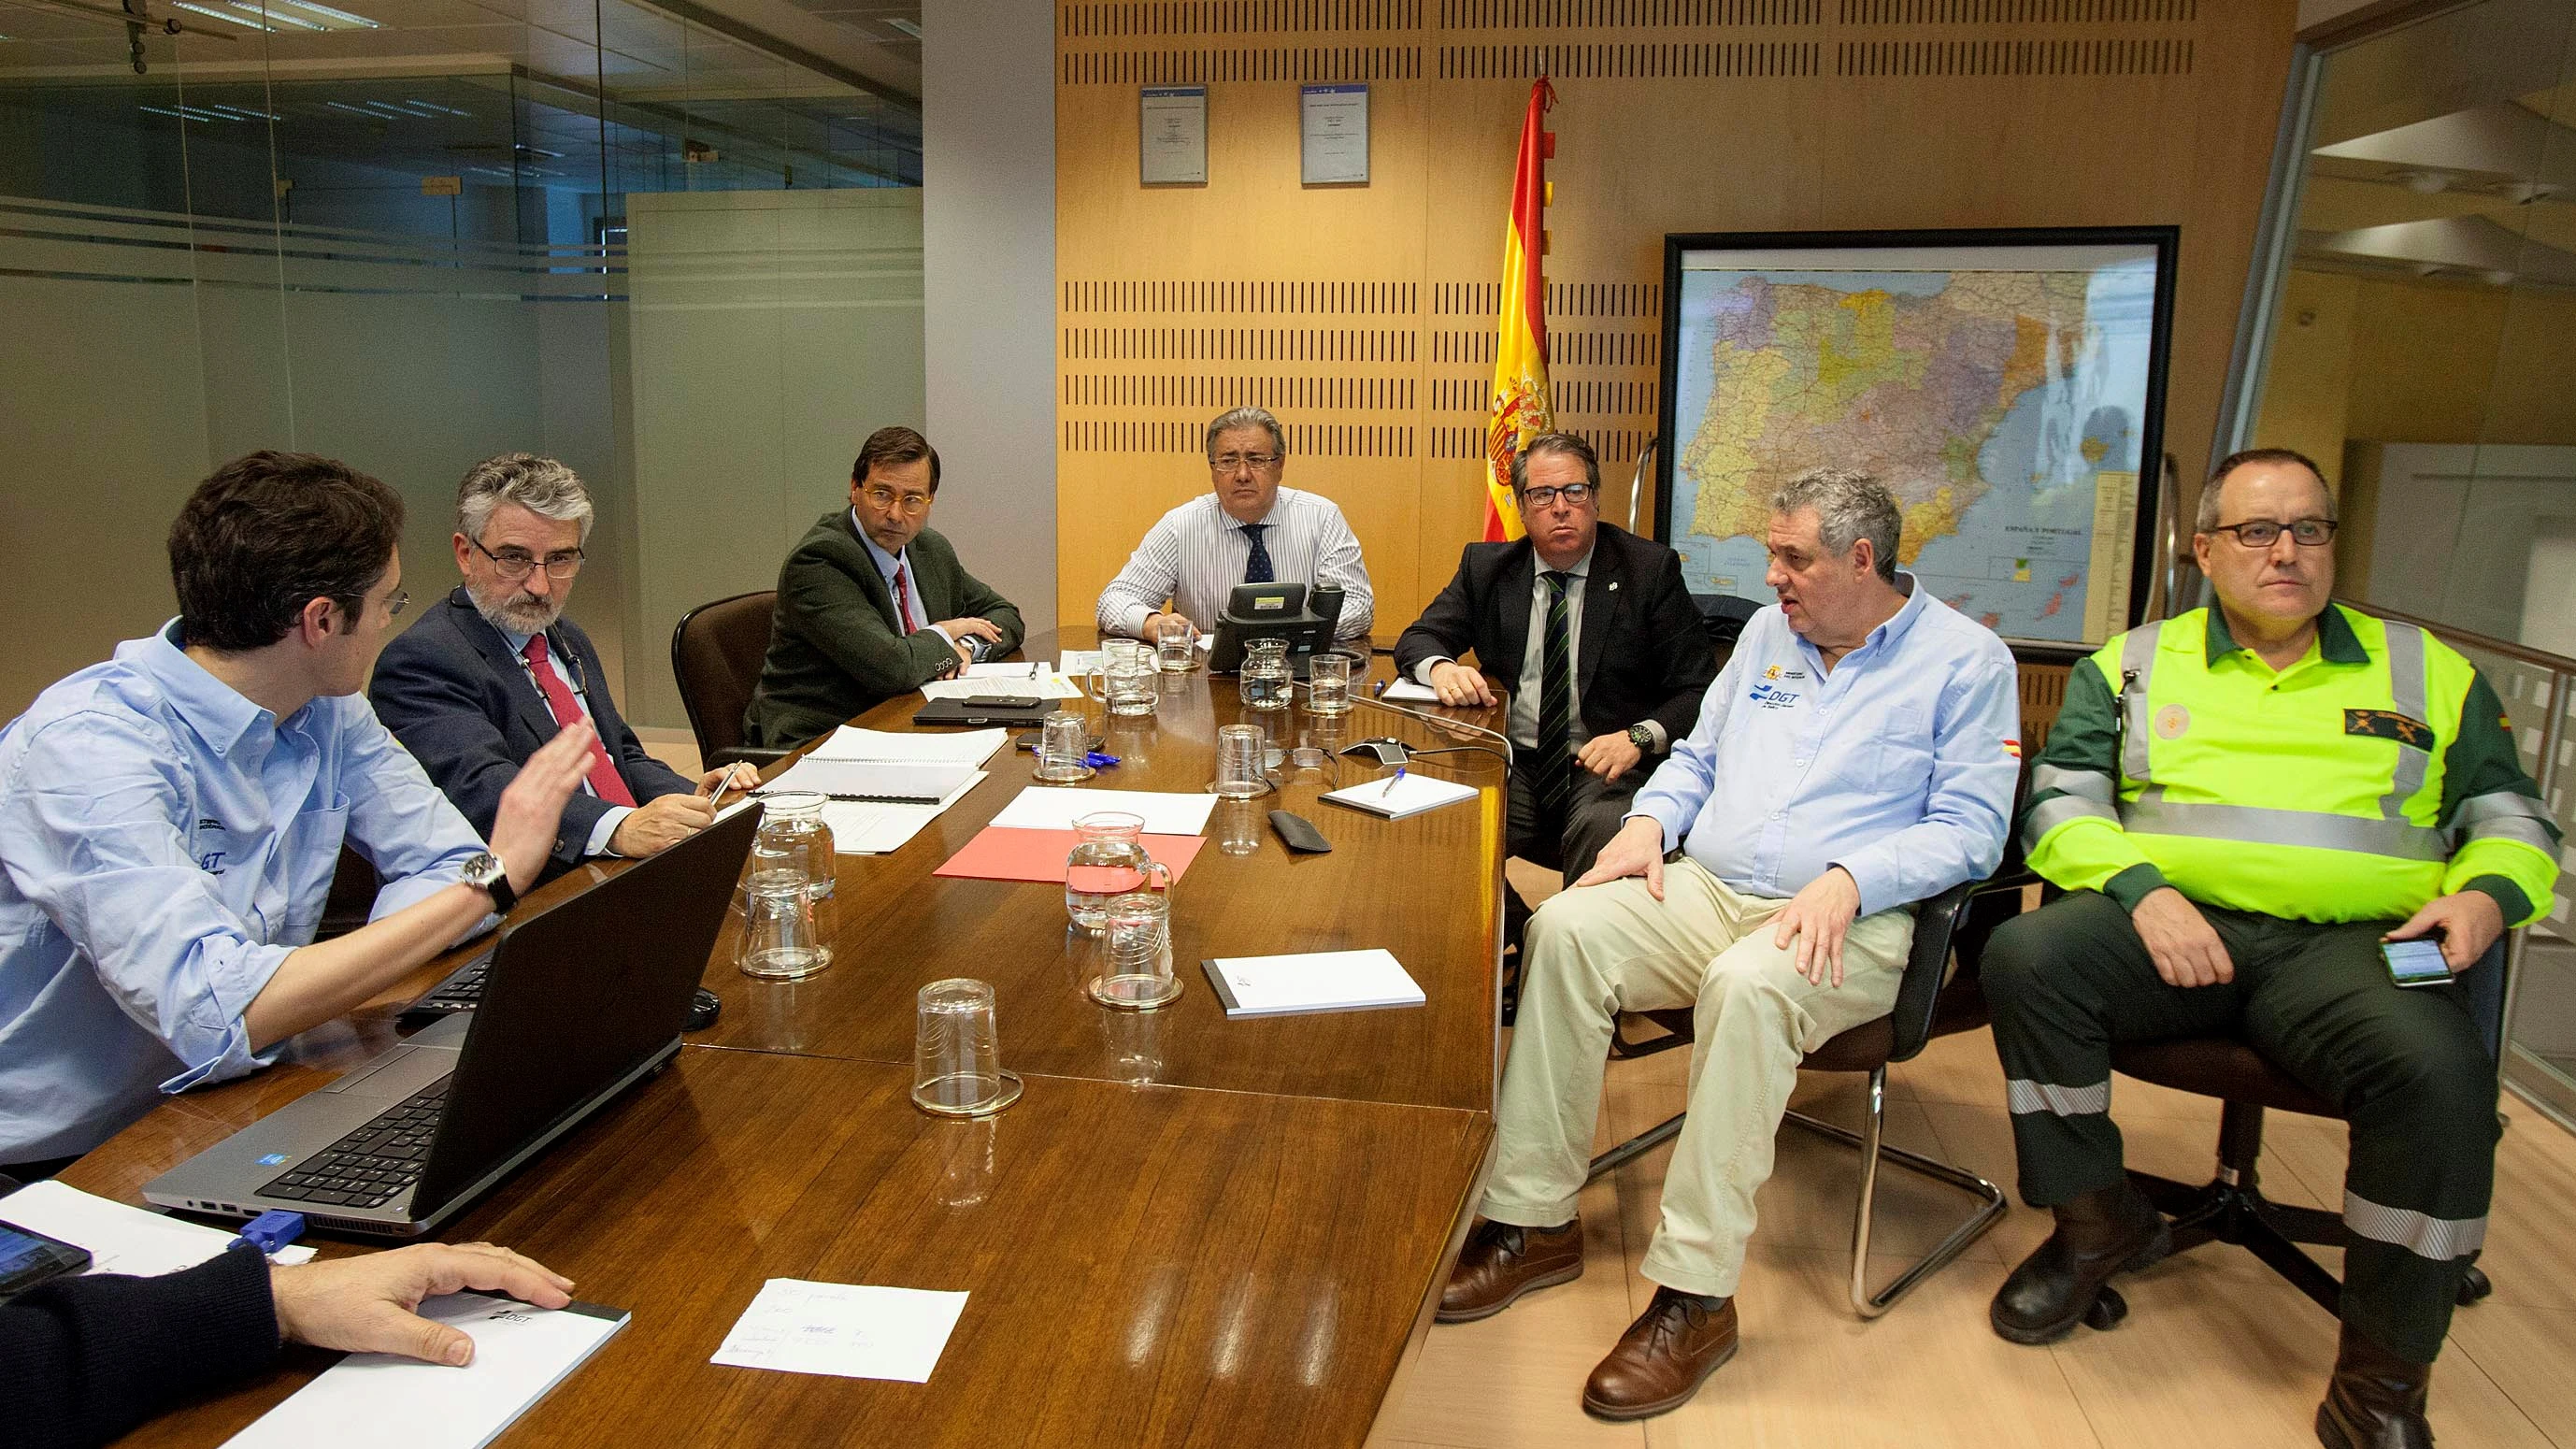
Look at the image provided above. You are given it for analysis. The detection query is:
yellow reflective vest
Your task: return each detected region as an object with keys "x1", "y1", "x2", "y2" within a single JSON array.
[{"x1": 2020, "y1": 604, "x2": 2559, "y2": 925}]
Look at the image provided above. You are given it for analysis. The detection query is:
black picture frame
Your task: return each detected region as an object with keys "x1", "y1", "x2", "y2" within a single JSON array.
[{"x1": 1653, "y1": 225, "x2": 2179, "y2": 648}]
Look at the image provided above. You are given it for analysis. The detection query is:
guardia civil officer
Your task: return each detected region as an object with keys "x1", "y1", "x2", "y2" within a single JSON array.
[{"x1": 1981, "y1": 448, "x2": 2559, "y2": 1449}]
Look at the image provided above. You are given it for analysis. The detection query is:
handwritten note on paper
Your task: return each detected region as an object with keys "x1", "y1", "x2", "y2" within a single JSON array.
[{"x1": 711, "y1": 1280, "x2": 969, "y2": 1384}]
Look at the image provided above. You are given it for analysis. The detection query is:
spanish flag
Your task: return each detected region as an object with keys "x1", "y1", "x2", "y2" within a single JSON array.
[{"x1": 1482, "y1": 77, "x2": 1555, "y2": 544}]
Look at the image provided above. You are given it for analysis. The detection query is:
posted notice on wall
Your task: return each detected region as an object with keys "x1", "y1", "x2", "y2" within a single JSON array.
[
  {"x1": 1140, "y1": 86, "x2": 1208, "y2": 185},
  {"x1": 1300, "y1": 83, "x2": 1368, "y2": 185}
]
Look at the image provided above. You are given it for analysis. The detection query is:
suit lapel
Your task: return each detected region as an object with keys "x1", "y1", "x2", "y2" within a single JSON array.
[
  {"x1": 841, "y1": 512, "x2": 909, "y2": 630},
  {"x1": 1494, "y1": 543, "x2": 1535, "y2": 687},
  {"x1": 450, "y1": 590, "x2": 559, "y2": 742},
  {"x1": 1577, "y1": 532, "x2": 1624, "y2": 697}
]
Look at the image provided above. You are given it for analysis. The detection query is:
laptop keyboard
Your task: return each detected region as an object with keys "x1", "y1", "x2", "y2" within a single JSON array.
[
  {"x1": 394, "y1": 950, "x2": 494, "y2": 1030},
  {"x1": 257, "y1": 1078, "x2": 450, "y2": 1209}
]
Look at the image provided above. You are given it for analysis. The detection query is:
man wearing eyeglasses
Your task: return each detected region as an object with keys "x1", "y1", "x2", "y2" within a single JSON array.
[
  {"x1": 372, "y1": 454, "x2": 737, "y2": 878},
  {"x1": 1395, "y1": 432, "x2": 1716, "y2": 928},
  {"x1": 744, "y1": 426, "x2": 1024, "y2": 748},
  {"x1": 1983, "y1": 448, "x2": 2558, "y2": 1448},
  {"x1": 0, "y1": 452, "x2": 592, "y2": 1180},
  {"x1": 1095, "y1": 406, "x2": 1374, "y2": 643}
]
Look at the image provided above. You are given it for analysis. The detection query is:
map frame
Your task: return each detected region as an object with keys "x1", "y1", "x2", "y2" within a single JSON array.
[{"x1": 1652, "y1": 225, "x2": 2179, "y2": 652}]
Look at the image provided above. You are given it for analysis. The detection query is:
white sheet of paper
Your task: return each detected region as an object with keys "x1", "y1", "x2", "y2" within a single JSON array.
[
  {"x1": 1059, "y1": 650, "x2": 1104, "y2": 674},
  {"x1": 962, "y1": 661, "x2": 1037, "y2": 679},
  {"x1": 0, "y1": 1180, "x2": 315, "y2": 1276},
  {"x1": 220, "y1": 1294, "x2": 627, "y2": 1449},
  {"x1": 763, "y1": 757, "x2": 978, "y2": 801},
  {"x1": 1205, "y1": 948, "x2": 1425, "y2": 1017},
  {"x1": 824, "y1": 770, "x2": 987, "y2": 854},
  {"x1": 986, "y1": 786, "x2": 1218, "y2": 837},
  {"x1": 1320, "y1": 770, "x2": 1480, "y2": 820},
  {"x1": 808, "y1": 726, "x2": 1009, "y2": 768},
  {"x1": 1379, "y1": 677, "x2": 1438, "y2": 703},
  {"x1": 919, "y1": 674, "x2": 1082, "y2": 702},
  {"x1": 711, "y1": 1279, "x2": 968, "y2": 1384}
]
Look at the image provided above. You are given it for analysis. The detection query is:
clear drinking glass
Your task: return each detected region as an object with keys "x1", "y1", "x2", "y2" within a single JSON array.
[
  {"x1": 912, "y1": 978, "x2": 1023, "y2": 1117},
  {"x1": 1065, "y1": 811, "x2": 1170, "y2": 932},
  {"x1": 1306, "y1": 651, "x2": 1357, "y2": 717},
  {"x1": 1097, "y1": 652, "x2": 1156, "y2": 718},
  {"x1": 1034, "y1": 710, "x2": 1094, "y2": 782},
  {"x1": 1238, "y1": 637, "x2": 1292, "y2": 711},
  {"x1": 1089, "y1": 890, "x2": 1180, "y2": 1010},
  {"x1": 1212, "y1": 723, "x2": 1271, "y2": 798},
  {"x1": 1154, "y1": 614, "x2": 1197, "y2": 672},
  {"x1": 748, "y1": 791, "x2": 837, "y2": 951},
  {"x1": 1214, "y1": 796, "x2": 1263, "y2": 856},
  {"x1": 738, "y1": 875, "x2": 829, "y2": 980}
]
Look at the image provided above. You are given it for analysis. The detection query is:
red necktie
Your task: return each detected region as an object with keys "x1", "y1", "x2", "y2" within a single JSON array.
[
  {"x1": 893, "y1": 559, "x2": 923, "y2": 632},
  {"x1": 522, "y1": 635, "x2": 636, "y2": 807}
]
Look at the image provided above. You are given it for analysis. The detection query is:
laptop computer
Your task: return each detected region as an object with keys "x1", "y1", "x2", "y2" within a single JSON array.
[{"x1": 145, "y1": 802, "x2": 762, "y2": 1238}]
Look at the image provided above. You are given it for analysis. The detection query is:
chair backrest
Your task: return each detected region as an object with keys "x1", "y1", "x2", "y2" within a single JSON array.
[{"x1": 670, "y1": 590, "x2": 776, "y2": 765}]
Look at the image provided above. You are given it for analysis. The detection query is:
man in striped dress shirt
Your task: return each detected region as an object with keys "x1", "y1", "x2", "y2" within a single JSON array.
[{"x1": 1095, "y1": 407, "x2": 1374, "y2": 643}]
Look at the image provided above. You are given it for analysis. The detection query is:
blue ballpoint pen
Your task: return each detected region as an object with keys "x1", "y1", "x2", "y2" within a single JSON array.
[{"x1": 1380, "y1": 765, "x2": 1406, "y2": 799}]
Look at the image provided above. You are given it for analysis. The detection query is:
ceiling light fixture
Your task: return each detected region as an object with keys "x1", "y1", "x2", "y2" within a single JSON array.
[
  {"x1": 271, "y1": 0, "x2": 379, "y2": 26},
  {"x1": 170, "y1": 2, "x2": 277, "y2": 32}
]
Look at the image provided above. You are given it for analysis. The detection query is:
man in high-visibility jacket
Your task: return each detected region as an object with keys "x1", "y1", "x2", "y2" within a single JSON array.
[{"x1": 1983, "y1": 448, "x2": 2559, "y2": 1449}]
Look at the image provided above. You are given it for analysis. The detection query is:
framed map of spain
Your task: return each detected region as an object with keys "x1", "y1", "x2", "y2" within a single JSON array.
[{"x1": 1653, "y1": 227, "x2": 2177, "y2": 649}]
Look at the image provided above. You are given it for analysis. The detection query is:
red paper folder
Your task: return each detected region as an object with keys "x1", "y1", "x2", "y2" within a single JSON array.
[{"x1": 933, "y1": 826, "x2": 1207, "y2": 884}]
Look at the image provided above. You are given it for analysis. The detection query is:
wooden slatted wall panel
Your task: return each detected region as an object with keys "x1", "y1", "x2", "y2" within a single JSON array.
[{"x1": 1056, "y1": 0, "x2": 2294, "y2": 635}]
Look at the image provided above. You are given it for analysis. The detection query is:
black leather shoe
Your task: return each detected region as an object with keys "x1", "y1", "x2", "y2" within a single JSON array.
[
  {"x1": 2316, "y1": 1322, "x2": 2434, "y2": 1449},
  {"x1": 1990, "y1": 1181, "x2": 2170, "y2": 1344}
]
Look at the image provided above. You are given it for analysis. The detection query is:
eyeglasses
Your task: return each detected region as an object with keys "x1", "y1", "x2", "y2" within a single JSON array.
[
  {"x1": 1209, "y1": 452, "x2": 1281, "y2": 473},
  {"x1": 470, "y1": 535, "x2": 586, "y2": 581},
  {"x1": 2207, "y1": 518, "x2": 2337, "y2": 549},
  {"x1": 861, "y1": 486, "x2": 934, "y2": 515},
  {"x1": 383, "y1": 589, "x2": 409, "y2": 618},
  {"x1": 1521, "y1": 483, "x2": 1597, "y2": 509}
]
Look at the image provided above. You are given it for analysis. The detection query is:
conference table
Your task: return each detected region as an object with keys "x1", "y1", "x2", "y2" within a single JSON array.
[{"x1": 62, "y1": 631, "x2": 1511, "y2": 1448}]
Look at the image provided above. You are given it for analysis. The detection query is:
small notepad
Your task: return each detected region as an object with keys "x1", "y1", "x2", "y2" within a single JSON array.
[
  {"x1": 1321, "y1": 771, "x2": 1478, "y2": 820},
  {"x1": 1202, "y1": 949, "x2": 1426, "y2": 1017}
]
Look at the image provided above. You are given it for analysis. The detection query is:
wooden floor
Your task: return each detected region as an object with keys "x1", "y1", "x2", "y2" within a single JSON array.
[{"x1": 1367, "y1": 980, "x2": 2576, "y2": 1448}]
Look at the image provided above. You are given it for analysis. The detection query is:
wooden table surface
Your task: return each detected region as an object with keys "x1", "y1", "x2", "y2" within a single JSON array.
[
  {"x1": 694, "y1": 632, "x2": 1510, "y2": 1112},
  {"x1": 60, "y1": 629, "x2": 1509, "y2": 1448}
]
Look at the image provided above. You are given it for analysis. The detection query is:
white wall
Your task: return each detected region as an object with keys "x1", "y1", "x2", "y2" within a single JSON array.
[
  {"x1": 922, "y1": 0, "x2": 1058, "y2": 638},
  {"x1": 622, "y1": 187, "x2": 927, "y2": 727}
]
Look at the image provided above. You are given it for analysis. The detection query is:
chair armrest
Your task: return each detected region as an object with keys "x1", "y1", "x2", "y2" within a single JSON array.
[
  {"x1": 1885, "y1": 879, "x2": 1980, "y2": 1064},
  {"x1": 708, "y1": 745, "x2": 791, "y2": 770}
]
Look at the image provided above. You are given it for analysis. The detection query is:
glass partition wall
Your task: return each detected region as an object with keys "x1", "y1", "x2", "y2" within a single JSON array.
[
  {"x1": 0, "y1": 0, "x2": 922, "y2": 725},
  {"x1": 2240, "y1": 0, "x2": 2576, "y2": 1126}
]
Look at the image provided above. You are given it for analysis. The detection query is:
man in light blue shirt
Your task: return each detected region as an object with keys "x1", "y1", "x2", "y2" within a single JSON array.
[
  {"x1": 0, "y1": 452, "x2": 593, "y2": 1175},
  {"x1": 1438, "y1": 469, "x2": 2020, "y2": 1421}
]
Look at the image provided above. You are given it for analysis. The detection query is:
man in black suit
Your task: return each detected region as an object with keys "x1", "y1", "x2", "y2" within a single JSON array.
[
  {"x1": 1396, "y1": 433, "x2": 1718, "y2": 926},
  {"x1": 371, "y1": 454, "x2": 738, "y2": 880},
  {"x1": 742, "y1": 426, "x2": 1025, "y2": 748}
]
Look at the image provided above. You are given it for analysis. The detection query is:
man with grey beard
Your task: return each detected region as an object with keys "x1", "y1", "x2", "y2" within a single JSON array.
[{"x1": 371, "y1": 453, "x2": 737, "y2": 881}]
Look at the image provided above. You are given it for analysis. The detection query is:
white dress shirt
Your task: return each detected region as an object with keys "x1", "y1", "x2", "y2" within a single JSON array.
[{"x1": 1096, "y1": 487, "x2": 1374, "y2": 640}]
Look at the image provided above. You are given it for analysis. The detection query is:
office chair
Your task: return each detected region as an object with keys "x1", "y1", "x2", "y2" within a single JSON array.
[
  {"x1": 2102, "y1": 938, "x2": 2510, "y2": 1324},
  {"x1": 671, "y1": 590, "x2": 787, "y2": 770},
  {"x1": 1584, "y1": 875, "x2": 2019, "y2": 1317}
]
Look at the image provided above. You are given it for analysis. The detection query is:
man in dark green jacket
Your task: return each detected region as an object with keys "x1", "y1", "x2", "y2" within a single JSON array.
[{"x1": 743, "y1": 427, "x2": 1024, "y2": 748}]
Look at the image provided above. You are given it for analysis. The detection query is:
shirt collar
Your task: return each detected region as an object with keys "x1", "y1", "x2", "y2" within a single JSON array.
[
  {"x1": 1536, "y1": 543, "x2": 1596, "y2": 582},
  {"x1": 1217, "y1": 491, "x2": 1285, "y2": 530},
  {"x1": 2202, "y1": 603, "x2": 2368, "y2": 667},
  {"x1": 130, "y1": 618, "x2": 274, "y2": 755},
  {"x1": 853, "y1": 514, "x2": 906, "y2": 579},
  {"x1": 1862, "y1": 571, "x2": 1926, "y2": 651}
]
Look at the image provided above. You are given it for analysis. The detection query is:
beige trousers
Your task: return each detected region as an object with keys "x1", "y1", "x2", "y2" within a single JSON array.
[{"x1": 1481, "y1": 857, "x2": 1915, "y2": 1298}]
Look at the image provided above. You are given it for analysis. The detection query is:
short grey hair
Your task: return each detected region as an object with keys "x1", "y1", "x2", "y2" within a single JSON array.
[
  {"x1": 1205, "y1": 407, "x2": 1287, "y2": 461},
  {"x1": 1771, "y1": 467, "x2": 1901, "y2": 583},
  {"x1": 2197, "y1": 447, "x2": 2335, "y2": 533},
  {"x1": 456, "y1": 453, "x2": 594, "y2": 545}
]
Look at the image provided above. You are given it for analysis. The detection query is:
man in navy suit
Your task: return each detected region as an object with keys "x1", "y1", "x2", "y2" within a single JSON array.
[{"x1": 371, "y1": 454, "x2": 737, "y2": 880}]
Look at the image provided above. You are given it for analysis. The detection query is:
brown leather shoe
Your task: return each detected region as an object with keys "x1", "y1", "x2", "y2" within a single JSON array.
[
  {"x1": 1581, "y1": 1286, "x2": 1739, "y2": 1420},
  {"x1": 1437, "y1": 1217, "x2": 1583, "y2": 1323},
  {"x1": 2315, "y1": 1322, "x2": 2434, "y2": 1449}
]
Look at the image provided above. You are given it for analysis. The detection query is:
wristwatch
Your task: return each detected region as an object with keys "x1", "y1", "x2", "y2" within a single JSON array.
[
  {"x1": 460, "y1": 851, "x2": 517, "y2": 915},
  {"x1": 1625, "y1": 723, "x2": 1657, "y2": 754}
]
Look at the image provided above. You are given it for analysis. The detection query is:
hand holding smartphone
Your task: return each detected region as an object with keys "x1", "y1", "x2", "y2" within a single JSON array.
[{"x1": 2381, "y1": 927, "x2": 2453, "y2": 988}]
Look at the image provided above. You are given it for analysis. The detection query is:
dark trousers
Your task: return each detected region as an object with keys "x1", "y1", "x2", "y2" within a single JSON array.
[
  {"x1": 1502, "y1": 756, "x2": 1646, "y2": 939},
  {"x1": 1982, "y1": 890, "x2": 2498, "y2": 1364}
]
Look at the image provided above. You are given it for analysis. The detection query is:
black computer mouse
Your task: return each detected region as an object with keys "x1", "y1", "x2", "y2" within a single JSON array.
[{"x1": 687, "y1": 987, "x2": 722, "y2": 1032}]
